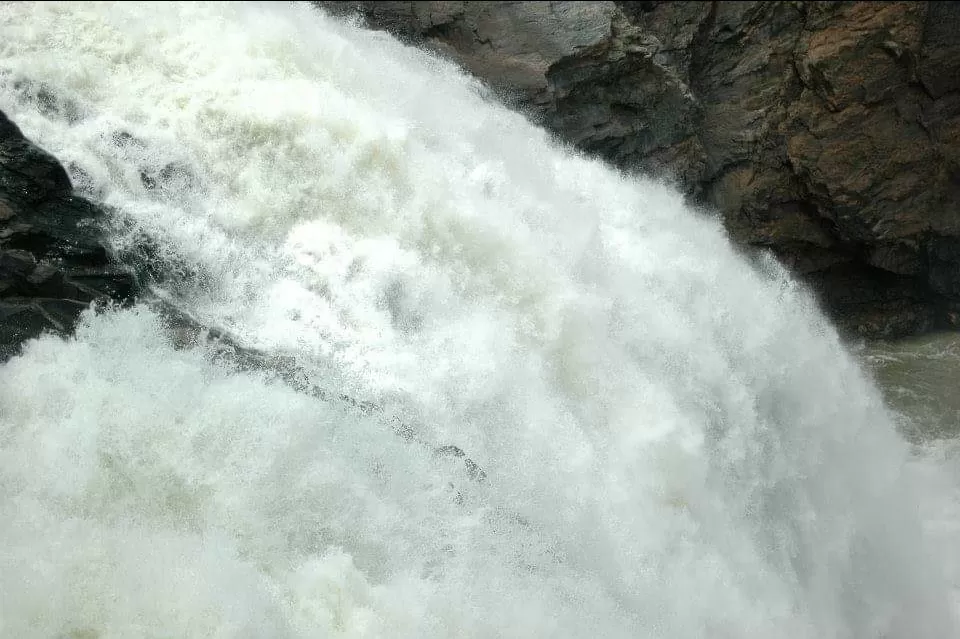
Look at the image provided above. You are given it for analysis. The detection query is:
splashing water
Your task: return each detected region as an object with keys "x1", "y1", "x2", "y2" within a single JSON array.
[{"x1": 0, "y1": 3, "x2": 957, "y2": 637}]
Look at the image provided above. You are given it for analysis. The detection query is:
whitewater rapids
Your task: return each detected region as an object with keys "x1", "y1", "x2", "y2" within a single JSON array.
[{"x1": 0, "y1": 3, "x2": 957, "y2": 637}]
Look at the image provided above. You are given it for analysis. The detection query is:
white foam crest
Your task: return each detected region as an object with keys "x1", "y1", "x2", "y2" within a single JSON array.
[{"x1": 0, "y1": 309, "x2": 642, "y2": 638}]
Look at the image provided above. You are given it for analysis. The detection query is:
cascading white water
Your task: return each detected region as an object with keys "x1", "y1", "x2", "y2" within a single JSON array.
[{"x1": 0, "y1": 2, "x2": 957, "y2": 637}]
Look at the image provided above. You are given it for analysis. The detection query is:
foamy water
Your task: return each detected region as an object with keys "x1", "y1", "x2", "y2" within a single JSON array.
[{"x1": 1, "y1": 3, "x2": 957, "y2": 637}]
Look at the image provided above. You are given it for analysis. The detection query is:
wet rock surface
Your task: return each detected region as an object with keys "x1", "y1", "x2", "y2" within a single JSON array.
[{"x1": 0, "y1": 109, "x2": 137, "y2": 360}]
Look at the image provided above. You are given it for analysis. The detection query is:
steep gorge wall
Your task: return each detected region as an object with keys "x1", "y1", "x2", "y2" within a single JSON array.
[{"x1": 320, "y1": 1, "x2": 960, "y2": 338}]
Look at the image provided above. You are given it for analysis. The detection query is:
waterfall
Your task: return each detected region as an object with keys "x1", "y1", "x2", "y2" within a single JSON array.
[{"x1": 0, "y1": 3, "x2": 955, "y2": 637}]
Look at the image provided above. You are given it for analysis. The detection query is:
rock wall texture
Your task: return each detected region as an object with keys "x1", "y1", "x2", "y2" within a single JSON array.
[
  {"x1": 320, "y1": 1, "x2": 960, "y2": 338},
  {"x1": 0, "y1": 110, "x2": 137, "y2": 360}
]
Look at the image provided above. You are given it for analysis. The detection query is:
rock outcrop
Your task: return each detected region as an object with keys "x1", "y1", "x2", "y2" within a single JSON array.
[
  {"x1": 0, "y1": 110, "x2": 137, "y2": 360},
  {"x1": 320, "y1": 1, "x2": 960, "y2": 338}
]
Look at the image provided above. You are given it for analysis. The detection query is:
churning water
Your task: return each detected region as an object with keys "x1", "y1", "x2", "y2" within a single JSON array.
[{"x1": 1, "y1": 3, "x2": 958, "y2": 637}]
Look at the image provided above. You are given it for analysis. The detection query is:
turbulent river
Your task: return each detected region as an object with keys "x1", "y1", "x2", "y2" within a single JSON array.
[{"x1": 1, "y1": 3, "x2": 958, "y2": 637}]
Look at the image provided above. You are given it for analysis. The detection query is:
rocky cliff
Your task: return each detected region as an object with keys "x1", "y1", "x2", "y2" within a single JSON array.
[
  {"x1": 320, "y1": 1, "x2": 960, "y2": 338},
  {"x1": 0, "y1": 110, "x2": 137, "y2": 360}
]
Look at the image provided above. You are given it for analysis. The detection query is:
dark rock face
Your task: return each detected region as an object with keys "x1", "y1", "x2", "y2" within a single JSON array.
[
  {"x1": 321, "y1": 1, "x2": 960, "y2": 338},
  {"x1": 0, "y1": 110, "x2": 137, "y2": 360}
]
